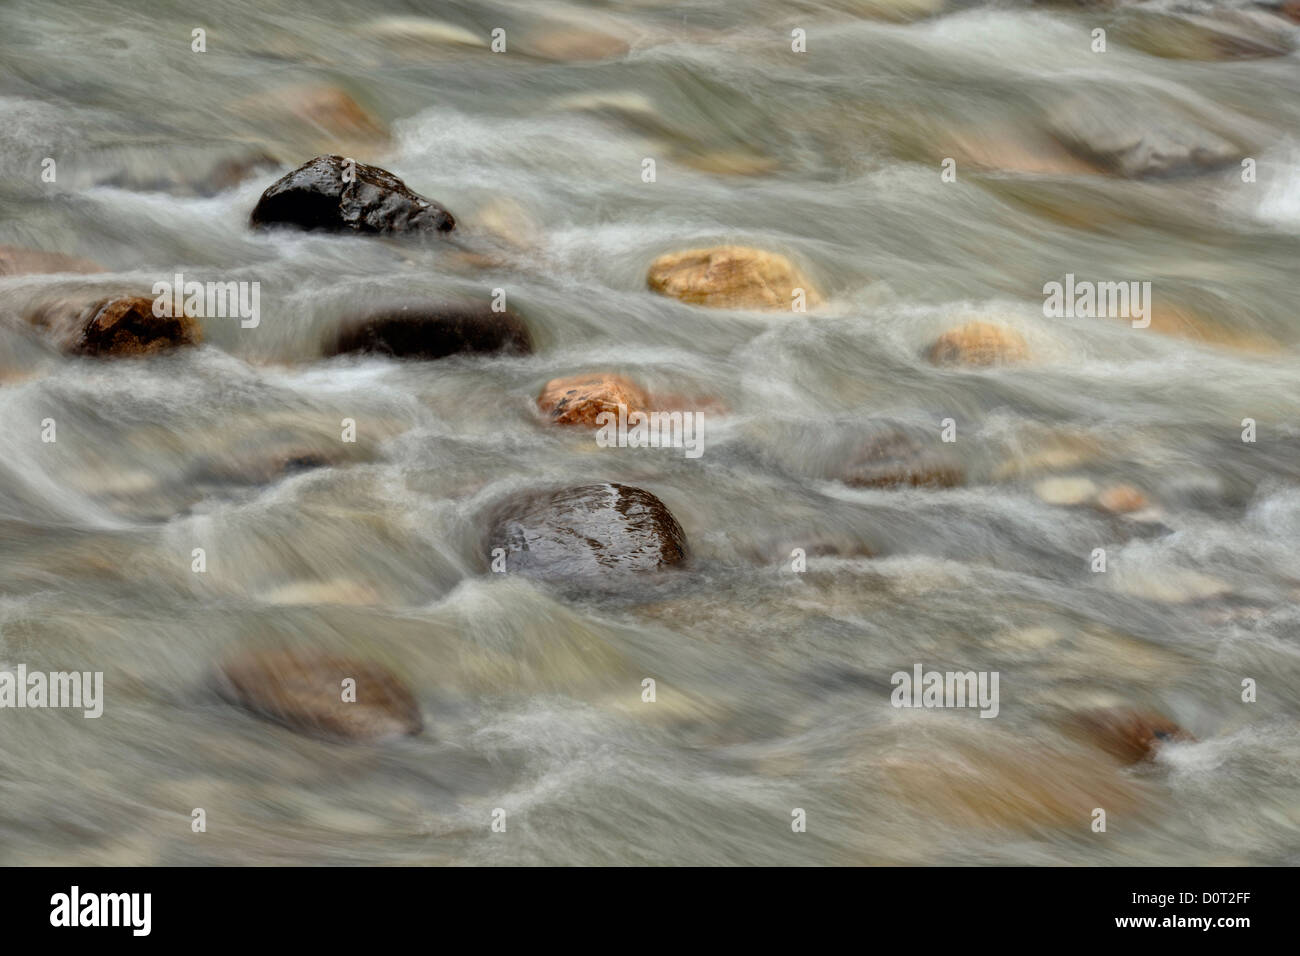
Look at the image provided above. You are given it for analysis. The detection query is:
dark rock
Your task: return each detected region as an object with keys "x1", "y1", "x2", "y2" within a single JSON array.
[
  {"x1": 330, "y1": 304, "x2": 532, "y2": 359},
  {"x1": 216, "y1": 648, "x2": 422, "y2": 741},
  {"x1": 487, "y1": 483, "x2": 688, "y2": 580},
  {"x1": 249, "y1": 154, "x2": 455, "y2": 235},
  {"x1": 840, "y1": 429, "x2": 964, "y2": 489},
  {"x1": 27, "y1": 295, "x2": 201, "y2": 357}
]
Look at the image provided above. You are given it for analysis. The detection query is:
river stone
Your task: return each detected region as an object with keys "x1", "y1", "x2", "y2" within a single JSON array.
[
  {"x1": 487, "y1": 483, "x2": 688, "y2": 580},
  {"x1": 1047, "y1": 95, "x2": 1242, "y2": 178},
  {"x1": 0, "y1": 245, "x2": 105, "y2": 276},
  {"x1": 647, "y1": 245, "x2": 821, "y2": 310},
  {"x1": 926, "y1": 321, "x2": 1029, "y2": 366},
  {"x1": 249, "y1": 155, "x2": 455, "y2": 235},
  {"x1": 840, "y1": 429, "x2": 964, "y2": 489},
  {"x1": 216, "y1": 648, "x2": 422, "y2": 741},
  {"x1": 329, "y1": 304, "x2": 532, "y2": 359},
  {"x1": 1096, "y1": 484, "x2": 1149, "y2": 514},
  {"x1": 1065, "y1": 707, "x2": 1193, "y2": 764},
  {"x1": 537, "y1": 373, "x2": 650, "y2": 426},
  {"x1": 27, "y1": 295, "x2": 201, "y2": 357}
]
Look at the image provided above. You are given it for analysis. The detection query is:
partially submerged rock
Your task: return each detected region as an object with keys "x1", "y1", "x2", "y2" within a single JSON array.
[
  {"x1": 1064, "y1": 707, "x2": 1194, "y2": 764},
  {"x1": 250, "y1": 155, "x2": 455, "y2": 235},
  {"x1": 537, "y1": 373, "x2": 650, "y2": 426},
  {"x1": 234, "y1": 84, "x2": 391, "y2": 162},
  {"x1": 487, "y1": 483, "x2": 688, "y2": 580},
  {"x1": 840, "y1": 429, "x2": 964, "y2": 489},
  {"x1": 647, "y1": 245, "x2": 821, "y2": 310},
  {"x1": 329, "y1": 304, "x2": 532, "y2": 359},
  {"x1": 216, "y1": 648, "x2": 422, "y2": 741},
  {"x1": 1047, "y1": 95, "x2": 1242, "y2": 178},
  {"x1": 27, "y1": 295, "x2": 201, "y2": 357},
  {"x1": 0, "y1": 245, "x2": 105, "y2": 277},
  {"x1": 926, "y1": 321, "x2": 1029, "y2": 367}
]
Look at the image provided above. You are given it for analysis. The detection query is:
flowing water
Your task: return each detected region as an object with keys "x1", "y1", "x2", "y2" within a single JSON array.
[{"x1": 1, "y1": 0, "x2": 1299, "y2": 865}]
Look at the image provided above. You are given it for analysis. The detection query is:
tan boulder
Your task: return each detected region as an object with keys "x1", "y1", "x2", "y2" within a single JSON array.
[
  {"x1": 216, "y1": 648, "x2": 422, "y2": 741},
  {"x1": 647, "y1": 245, "x2": 821, "y2": 310},
  {"x1": 537, "y1": 373, "x2": 650, "y2": 427},
  {"x1": 926, "y1": 321, "x2": 1029, "y2": 366}
]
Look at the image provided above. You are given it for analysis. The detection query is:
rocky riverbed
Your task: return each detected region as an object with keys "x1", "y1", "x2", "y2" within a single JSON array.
[{"x1": 0, "y1": 0, "x2": 1298, "y2": 865}]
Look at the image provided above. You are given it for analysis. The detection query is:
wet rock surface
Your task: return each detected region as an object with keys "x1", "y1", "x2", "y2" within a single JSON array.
[
  {"x1": 26, "y1": 295, "x2": 201, "y2": 357},
  {"x1": 250, "y1": 155, "x2": 456, "y2": 235},
  {"x1": 329, "y1": 304, "x2": 533, "y2": 359},
  {"x1": 487, "y1": 483, "x2": 688, "y2": 581},
  {"x1": 536, "y1": 373, "x2": 650, "y2": 426},
  {"x1": 839, "y1": 429, "x2": 964, "y2": 489}
]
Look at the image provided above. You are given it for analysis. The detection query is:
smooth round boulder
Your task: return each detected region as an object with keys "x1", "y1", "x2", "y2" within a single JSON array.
[
  {"x1": 1065, "y1": 707, "x2": 1193, "y2": 764},
  {"x1": 926, "y1": 321, "x2": 1029, "y2": 367},
  {"x1": 537, "y1": 373, "x2": 650, "y2": 426},
  {"x1": 250, "y1": 155, "x2": 455, "y2": 235},
  {"x1": 27, "y1": 295, "x2": 201, "y2": 357},
  {"x1": 216, "y1": 648, "x2": 422, "y2": 741},
  {"x1": 647, "y1": 245, "x2": 821, "y2": 310},
  {"x1": 329, "y1": 304, "x2": 533, "y2": 359},
  {"x1": 487, "y1": 483, "x2": 688, "y2": 580}
]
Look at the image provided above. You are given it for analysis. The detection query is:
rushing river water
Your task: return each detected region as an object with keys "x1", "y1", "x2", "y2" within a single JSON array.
[{"x1": 1, "y1": 0, "x2": 1299, "y2": 866}]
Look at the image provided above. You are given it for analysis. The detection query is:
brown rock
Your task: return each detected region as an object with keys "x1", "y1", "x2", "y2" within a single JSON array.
[
  {"x1": 216, "y1": 648, "x2": 422, "y2": 741},
  {"x1": 841, "y1": 429, "x2": 964, "y2": 489},
  {"x1": 0, "y1": 245, "x2": 105, "y2": 277},
  {"x1": 525, "y1": 28, "x2": 630, "y2": 61},
  {"x1": 537, "y1": 373, "x2": 650, "y2": 426},
  {"x1": 927, "y1": 321, "x2": 1029, "y2": 367},
  {"x1": 235, "y1": 84, "x2": 390, "y2": 161},
  {"x1": 1065, "y1": 707, "x2": 1193, "y2": 764},
  {"x1": 647, "y1": 245, "x2": 821, "y2": 310},
  {"x1": 28, "y1": 295, "x2": 201, "y2": 357}
]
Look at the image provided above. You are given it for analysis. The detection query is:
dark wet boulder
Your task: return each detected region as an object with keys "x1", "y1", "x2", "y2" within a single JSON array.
[
  {"x1": 840, "y1": 429, "x2": 964, "y2": 489},
  {"x1": 1065, "y1": 707, "x2": 1194, "y2": 764},
  {"x1": 329, "y1": 304, "x2": 532, "y2": 359},
  {"x1": 216, "y1": 648, "x2": 422, "y2": 742},
  {"x1": 487, "y1": 483, "x2": 688, "y2": 580},
  {"x1": 26, "y1": 295, "x2": 201, "y2": 357},
  {"x1": 249, "y1": 154, "x2": 455, "y2": 235},
  {"x1": 0, "y1": 245, "x2": 105, "y2": 277}
]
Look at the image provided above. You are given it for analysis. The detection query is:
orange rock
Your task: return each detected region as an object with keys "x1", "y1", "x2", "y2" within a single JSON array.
[
  {"x1": 537, "y1": 373, "x2": 650, "y2": 427},
  {"x1": 1096, "y1": 484, "x2": 1149, "y2": 514},
  {"x1": 1065, "y1": 708, "x2": 1193, "y2": 764},
  {"x1": 926, "y1": 321, "x2": 1029, "y2": 366},
  {"x1": 647, "y1": 245, "x2": 821, "y2": 310},
  {"x1": 1144, "y1": 304, "x2": 1281, "y2": 354}
]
